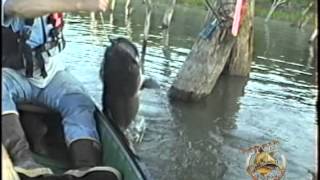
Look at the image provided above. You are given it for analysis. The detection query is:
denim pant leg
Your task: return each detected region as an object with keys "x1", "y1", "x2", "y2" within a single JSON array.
[
  {"x1": 37, "y1": 70, "x2": 100, "y2": 146},
  {"x1": 2, "y1": 68, "x2": 34, "y2": 115}
]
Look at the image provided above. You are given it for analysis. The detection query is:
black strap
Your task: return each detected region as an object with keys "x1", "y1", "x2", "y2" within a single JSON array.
[
  {"x1": 22, "y1": 18, "x2": 35, "y2": 77},
  {"x1": 35, "y1": 17, "x2": 48, "y2": 78},
  {"x1": 40, "y1": 17, "x2": 47, "y2": 43},
  {"x1": 23, "y1": 44, "x2": 34, "y2": 77},
  {"x1": 35, "y1": 49, "x2": 47, "y2": 78},
  {"x1": 20, "y1": 26, "x2": 34, "y2": 77}
]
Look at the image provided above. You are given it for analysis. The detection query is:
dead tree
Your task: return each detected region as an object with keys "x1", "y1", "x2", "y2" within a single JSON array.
[
  {"x1": 169, "y1": 0, "x2": 255, "y2": 101},
  {"x1": 265, "y1": 0, "x2": 287, "y2": 22},
  {"x1": 90, "y1": 12, "x2": 96, "y2": 22},
  {"x1": 125, "y1": 0, "x2": 133, "y2": 18},
  {"x1": 297, "y1": 2, "x2": 314, "y2": 29},
  {"x1": 227, "y1": 0, "x2": 254, "y2": 76},
  {"x1": 312, "y1": 0, "x2": 318, "y2": 85},
  {"x1": 125, "y1": 12, "x2": 133, "y2": 40},
  {"x1": 110, "y1": 0, "x2": 116, "y2": 12},
  {"x1": 109, "y1": 13, "x2": 114, "y2": 25},
  {"x1": 161, "y1": 0, "x2": 176, "y2": 29},
  {"x1": 141, "y1": 0, "x2": 153, "y2": 73}
]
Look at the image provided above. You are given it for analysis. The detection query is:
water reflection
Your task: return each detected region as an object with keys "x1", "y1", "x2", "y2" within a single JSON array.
[
  {"x1": 263, "y1": 23, "x2": 271, "y2": 57},
  {"x1": 124, "y1": 14, "x2": 133, "y2": 40},
  {"x1": 109, "y1": 12, "x2": 115, "y2": 27},
  {"x1": 165, "y1": 76, "x2": 248, "y2": 180},
  {"x1": 161, "y1": 29, "x2": 172, "y2": 77}
]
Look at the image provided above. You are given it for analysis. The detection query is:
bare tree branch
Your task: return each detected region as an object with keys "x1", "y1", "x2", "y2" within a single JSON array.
[
  {"x1": 125, "y1": 0, "x2": 133, "y2": 18},
  {"x1": 161, "y1": 0, "x2": 176, "y2": 29},
  {"x1": 110, "y1": 0, "x2": 116, "y2": 12},
  {"x1": 265, "y1": 0, "x2": 288, "y2": 22},
  {"x1": 297, "y1": 2, "x2": 314, "y2": 28}
]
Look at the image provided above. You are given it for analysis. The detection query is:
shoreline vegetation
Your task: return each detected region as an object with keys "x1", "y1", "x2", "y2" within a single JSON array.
[{"x1": 177, "y1": 0, "x2": 315, "y2": 25}]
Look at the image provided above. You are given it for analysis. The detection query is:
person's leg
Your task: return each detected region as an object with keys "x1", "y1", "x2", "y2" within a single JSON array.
[
  {"x1": 1, "y1": 68, "x2": 53, "y2": 177},
  {"x1": 38, "y1": 70, "x2": 120, "y2": 179},
  {"x1": 37, "y1": 70, "x2": 101, "y2": 166}
]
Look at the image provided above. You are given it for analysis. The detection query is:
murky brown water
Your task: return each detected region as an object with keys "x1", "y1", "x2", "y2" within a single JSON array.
[{"x1": 60, "y1": 1, "x2": 317, "y2": 179}]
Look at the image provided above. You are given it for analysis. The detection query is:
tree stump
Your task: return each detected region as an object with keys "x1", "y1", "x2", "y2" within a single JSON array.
[
  {"x1": 225, "y1": 0, "x2": 254, "y2": 76},
  {"x1": 169, "y1": 0, "x2": 254, "y2": 101}
]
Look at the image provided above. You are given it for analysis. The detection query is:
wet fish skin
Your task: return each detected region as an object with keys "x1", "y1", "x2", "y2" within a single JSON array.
[{"x1": 101, "y1": 37, "x2": 143, "y2": 131}]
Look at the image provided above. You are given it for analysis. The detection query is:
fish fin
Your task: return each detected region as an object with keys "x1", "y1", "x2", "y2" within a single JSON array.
[
  {"x1": 108, "y1": 35, "x2": 117, "y2": 44},
  {"x1": 140, "y1": 77, "x2": 161, "y2": 90}
]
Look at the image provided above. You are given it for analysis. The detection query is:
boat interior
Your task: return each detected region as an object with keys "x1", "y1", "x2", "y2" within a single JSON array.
[{"x1": 16, "y1": 103, "x2": 148, "y2": 179}]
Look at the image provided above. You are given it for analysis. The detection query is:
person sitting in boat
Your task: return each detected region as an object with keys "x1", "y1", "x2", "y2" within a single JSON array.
[{"x1": 1, "y1": 0, "x2": 121, "y2": 179}]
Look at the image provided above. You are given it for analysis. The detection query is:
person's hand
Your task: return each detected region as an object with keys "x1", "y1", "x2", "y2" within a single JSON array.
[{"x1": 77, "y1": 0, "x2": 109, "y2": 12}]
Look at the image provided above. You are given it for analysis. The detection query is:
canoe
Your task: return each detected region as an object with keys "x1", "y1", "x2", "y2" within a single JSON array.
[
  {"x1": 12, "y1": 103, "x2": 152, "y2": 180},
  {"x1": 2, "y1": 144, "x2": 20, "y2": 180}
]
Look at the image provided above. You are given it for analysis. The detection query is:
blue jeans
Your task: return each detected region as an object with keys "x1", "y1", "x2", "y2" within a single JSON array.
[{"x1": 2, "y1": 68, "x2": 100, "y2": 146}]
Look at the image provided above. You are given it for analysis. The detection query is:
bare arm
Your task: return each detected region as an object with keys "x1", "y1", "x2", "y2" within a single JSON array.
[{"x1": 4, "y1": 0, "x2": 109, "y2": 18}]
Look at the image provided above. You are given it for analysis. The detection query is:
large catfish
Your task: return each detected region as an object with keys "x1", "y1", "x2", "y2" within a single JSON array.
[{"x1": 100, "y1": 37, "x2": 159, "y2": 131}]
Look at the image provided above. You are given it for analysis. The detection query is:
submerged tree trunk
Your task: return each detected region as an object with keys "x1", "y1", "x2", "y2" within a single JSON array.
[
  {"x1": 169, "y1": 0, "x2": 254, "y2": 101},
  {"x1": 161, "y1": 0, "x2": 176, "y2": 29},
  {"x1": 141, "y1": 0, "x2": 153, "y2": 73},
  {"x1": 265, "y1": 0, "x2": 287, "y2": 22},
  {"x1": 125, "y1": 0, "x2": 133, "y2": 18},
  {"x1": 110, "y1": 0, "x2": 116, "y2": 12},
  {"x1": 313, "y1": 0, "x2": 318, "y2": 85}
]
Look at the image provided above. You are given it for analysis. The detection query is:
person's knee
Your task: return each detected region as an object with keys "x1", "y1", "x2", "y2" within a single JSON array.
[
  {"x1": 2, "y1": 79, "x2": 10, "y2": 98},
  {"x1": 2, "y1": 69, "x2": 13, "y2": 92},
  {"x1": 60, "y1": 94, "x2": 99, "y2": 146},
  {"x1": 1, "y1": 68, "x2": 32, "y2": 101},
  {"x1": 2, "y1": 71, "x2": 18, "y2": 115},
  {"x1": 2, "y1": 73, "x2": 15, "y2": 98},
  {"x1": 59, "y1": 92, "x2": 96, "y2": 116}
]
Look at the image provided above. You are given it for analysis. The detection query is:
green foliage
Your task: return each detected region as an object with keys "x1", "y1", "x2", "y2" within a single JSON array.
[
  {"x1": 178, "y1": 0, "x2": 315, "y2": 7},
  {"x1": 177, "y1": 0, "x2": 316, "y2": 23},
  {"x1": 177, "y1": 0, "x2": 204, "y2": 6},
  {"x1": 255, "y1": 6, "x2": 303, "y2": 23}
]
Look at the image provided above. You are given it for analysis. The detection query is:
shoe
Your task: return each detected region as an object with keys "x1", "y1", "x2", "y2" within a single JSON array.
[
  {"x1": 69, "y1": 139, "x2": 102, "y2": 169},
  {"x1": 18, "y1": 173, "x2": 71, "y2": 180},
  {"x1": 67, "y1": 139, "x2": 121, "y2": 180},
  {"x1": 65, "y1": 166, "x2": 121, "y2": 180}
]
